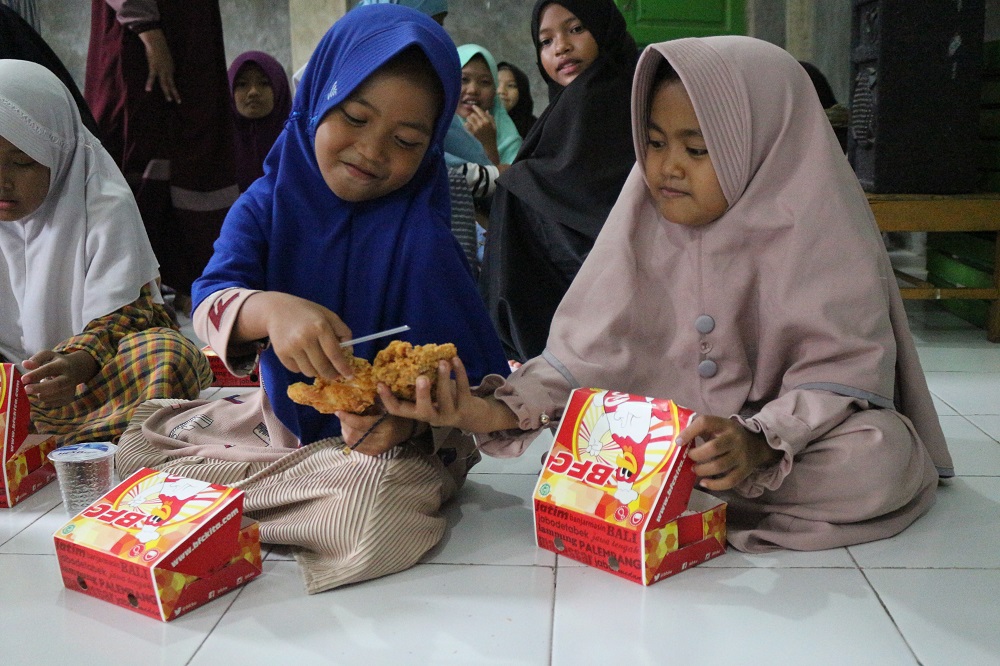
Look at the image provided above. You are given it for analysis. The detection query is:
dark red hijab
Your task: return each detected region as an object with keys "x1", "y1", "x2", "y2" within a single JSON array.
[{"x1": 227, "y1": 51, "x2": 292, "y2": 192}]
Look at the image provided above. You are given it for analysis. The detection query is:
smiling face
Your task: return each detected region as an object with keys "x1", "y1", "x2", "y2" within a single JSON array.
[
  {"x1": 457, "y1": 55, "x2": 496, "y2": 119},
  {"x1": 314, "y1": 69, "x2": 438, "y2": 202},
  {"x1": 232, "y1": 62, "x2": 276, "y2": 120},
  {"x1": 0, "y1": 135, "x2": 50, "y2": 222},
  {"x1": 497, "y1": 67, "x2": 519, "y2": 111},
  {"x1": 643, "y1": 80, "x2": 728, "y2": 228},
  {"x1": 537, "y1": 3, "x2": 600, "y2": 88}
]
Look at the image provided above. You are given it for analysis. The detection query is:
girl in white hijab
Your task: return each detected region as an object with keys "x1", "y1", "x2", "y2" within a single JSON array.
[
  {"x1": 0, "y1": 59, "x2": 211, "y2": 446},
  {"x1": 380, "y1": 37, "x2": 954, "y2": 553}
]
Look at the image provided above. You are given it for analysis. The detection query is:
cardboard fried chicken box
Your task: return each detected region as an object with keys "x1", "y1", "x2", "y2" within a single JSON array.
[
  {"x1": 202, "y1": 345, "x2": 259, "y2": 388},
  {"x1": 1, "y1": 363, "x2": 58, "y2": 508},
  {"x1": 534, "y1": 388, "x2": 727, "y2": 585},
  {"x1": 53, "y1": 467, "x2": 262, "y2": 621}
]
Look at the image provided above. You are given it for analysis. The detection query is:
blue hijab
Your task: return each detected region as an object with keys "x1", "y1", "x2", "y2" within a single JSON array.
[{"x1": 193, "y1": 4, "x2": 508, "y2": 444}]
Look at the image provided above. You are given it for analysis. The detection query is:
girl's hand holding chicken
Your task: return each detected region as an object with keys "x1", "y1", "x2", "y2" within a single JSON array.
[{"x1": 378, "y1": 357, "x2": 518, "y2": 435}]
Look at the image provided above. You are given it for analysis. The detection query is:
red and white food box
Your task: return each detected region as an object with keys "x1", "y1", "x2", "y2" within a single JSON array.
[
  {"x1": 53, "y1": 467, "x2": 262, "y2": 621},
  {"x1": 1, "y1": 363, "x2": 58, "y2": 508},
  {"x1": 534, "y1": 388, "x2": 727, "y2": 585},
  {"x1": 202, "y1": 345, "x2": 259, "y2": 387}
]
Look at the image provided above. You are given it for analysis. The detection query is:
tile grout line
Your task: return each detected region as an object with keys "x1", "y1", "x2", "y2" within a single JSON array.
[{"x1": 857, "y1": 567, "x2": 924, "y2": 665}]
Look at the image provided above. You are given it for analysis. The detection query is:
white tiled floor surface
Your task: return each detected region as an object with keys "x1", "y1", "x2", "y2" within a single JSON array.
[{"x1": 3, "y1": 300, "x2": 999, "y2": 665}]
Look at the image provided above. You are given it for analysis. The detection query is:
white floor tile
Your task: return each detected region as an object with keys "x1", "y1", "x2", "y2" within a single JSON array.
[
  {"x1": 866, "y1": 569, "x2": 1000, "y2": 666},
  {"x1": 556, "y1": 546, "x2": 857, "y2": 570},
  {"x1": 939, "y1": 415, "x2": 1000, "y2": 476},
  {"x1": 191, "y1": 560, "x2": 555, "y2": 666},
  {"x1": 0, "y1": 498, "x2": 67, "y2": 555},
  {"x1": 471, "y1": 427, "x2": 553, "y2": 475},
  {"x1": 0, "y1": 481, "x2": 61, "y2": 547},
  {"x1": 932, "y1": 394, "x2": 957, "y2": 415},
  {"x1": 700, "y1": 545, "x2": 857, "y2": 568},
  {"x1": 915, "y1": 346, "x2": 1000, "y2": 372},
  {"x1": 552, "y1": 566, "x2": 917, "y2": 666},
  {"x1": 925, "y1": 372, "x2": 1000, "y2": 415},
  {"x1": 425, "y1": 473, "x2": 555, "y2": 567},
  {"x1": 198, "y1": 387, "x2": 221, "y2": 400},
  {"x1": 967, "y1": 414, "x2": 1000, "y2": 442},
  {"x1": 0, "y1": 553, "x2": 235, "y2": 666},
  {"x1": 905, "y1": 303, "x2": 995, "y2": 347},
  {"x1": 212, "y1": 387, "x2": 258, "y2": 400},
  {"x1": 849, "y1": 477, "x2": 1000, "y2": 569}
]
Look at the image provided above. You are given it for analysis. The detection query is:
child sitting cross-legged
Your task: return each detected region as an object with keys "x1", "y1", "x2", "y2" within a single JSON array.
[
  {"x1": 382, "y1": 37, "x2": 954, "y2": 553},
  {"x1": 115, "y1": 4, "x2": 508, "y2": 592}
]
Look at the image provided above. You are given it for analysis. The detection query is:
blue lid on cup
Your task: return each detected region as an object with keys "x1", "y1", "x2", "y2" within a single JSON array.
[{"x1": 48, "y1": 442, "x2": 117, "y2": 463}]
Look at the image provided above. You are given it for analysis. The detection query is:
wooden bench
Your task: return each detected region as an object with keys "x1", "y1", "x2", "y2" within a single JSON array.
[{"x1": 867, "y1": 193, "x2": 1000, "y2": 342}]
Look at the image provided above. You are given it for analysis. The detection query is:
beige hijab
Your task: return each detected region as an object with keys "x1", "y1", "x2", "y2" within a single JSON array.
[{"x1": 544, "y1": 37, "x2": 952, "y2": 476}]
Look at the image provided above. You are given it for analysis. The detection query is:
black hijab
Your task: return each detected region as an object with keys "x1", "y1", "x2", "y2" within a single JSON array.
[
  {"x1": 0, "y1": 5, "x2": 101, "y2": 138},
  {"x1": 479, "y1": 0, "x2": 638, "y2": 361},
  {"x1": 497, "y1": 61, "x2": 537, "y2": 139},
  {"x1": 799, "y1": 61, "x2": 838, "y2": 108}
]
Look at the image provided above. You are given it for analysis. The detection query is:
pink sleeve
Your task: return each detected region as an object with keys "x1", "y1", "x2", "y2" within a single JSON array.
[
  {"x1": 471, "y1": 357, "x2": 574, "y2": 458},
  {"x1": 193, "y1": 287, "x2": 264, "y2": 377},
  {"x1": 104, "y1": 0, "x2": 160, "y2": 30},
  {"x1": 733, "y1": 389, "x2": 865, "y2": 497}
]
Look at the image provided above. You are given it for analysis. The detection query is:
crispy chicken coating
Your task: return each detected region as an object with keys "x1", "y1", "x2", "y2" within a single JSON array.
[
  {"x1": 372, "y1": 340, "x2": 457, "y2": 402},
  {"x1": 286, "y1": 356, "x2": 378, "y2": 415},
  {"x1": 287, "y1": 341, "x2": 458, "y2": 413}
]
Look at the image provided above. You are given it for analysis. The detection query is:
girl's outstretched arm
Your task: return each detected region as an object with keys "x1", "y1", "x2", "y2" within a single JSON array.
[{"x1": 378, "y1": 357, "x2": 519, "y2": 434}]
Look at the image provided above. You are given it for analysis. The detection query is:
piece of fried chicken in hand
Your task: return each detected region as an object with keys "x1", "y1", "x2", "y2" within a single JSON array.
[
  {"x1": 286, "y1": 356, "x2": 378, "y2": 415},
  {"x1": 373, "y1": 341, "x2": 457, "y2": 402}
]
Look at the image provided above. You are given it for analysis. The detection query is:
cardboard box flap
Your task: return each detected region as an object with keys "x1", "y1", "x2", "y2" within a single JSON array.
[
  {"x1": 70, "y1": 469, "x2": 246, "y2": 576},
  {"x1": 545, "y1": 389, "x2": 697, "y2": 525},
  {"x1": 1, "y1": 364, "x2": 57, "y2": 508},
  {"x1": 534, "y1": 388, "x2": 725, "y2": 586},
  {"x1": 54, "y1": 468, "x2": 261, "y2": 621},
  {"x1": 0, "y1": 365, "x2": 30, "y2": 459}
]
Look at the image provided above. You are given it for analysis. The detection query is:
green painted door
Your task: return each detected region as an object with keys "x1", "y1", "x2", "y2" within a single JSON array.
[{"x1": 616, "y1": 0, "x2": 745, "y2": 46}]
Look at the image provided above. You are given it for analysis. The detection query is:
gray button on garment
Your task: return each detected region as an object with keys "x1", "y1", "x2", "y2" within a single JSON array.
[
  {"x1": 695, "y1": 315, "x2": 715, "y2": 334},
  {"x1": 698, "y1": 359, "x2": 718, "y2": 378}
]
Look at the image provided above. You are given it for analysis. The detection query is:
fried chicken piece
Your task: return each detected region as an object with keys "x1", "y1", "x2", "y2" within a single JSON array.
[
  {"x1": 286, "y1": 356, "x2": 378, "y2": 415},
  {"x1": 373, "y1": 340, "x2": 457, "y2": 401}
]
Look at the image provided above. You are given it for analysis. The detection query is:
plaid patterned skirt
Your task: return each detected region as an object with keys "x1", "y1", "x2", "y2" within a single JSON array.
[{"x1": 31, "y1": 327, "x2": 211, "y2": 446}]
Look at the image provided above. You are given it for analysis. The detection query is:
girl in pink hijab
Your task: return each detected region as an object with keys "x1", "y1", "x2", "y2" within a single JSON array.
[{"x1": 381, "y1": 36, "x2": 954, "y2": 553}]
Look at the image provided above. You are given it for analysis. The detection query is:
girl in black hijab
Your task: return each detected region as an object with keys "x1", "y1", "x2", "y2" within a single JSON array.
[
  {"x1": 479, "y1": 0, "x2": 638, "y2": 362},
  {"x1": 497, "y1": 61, "x2": 538, "y2": 139}
]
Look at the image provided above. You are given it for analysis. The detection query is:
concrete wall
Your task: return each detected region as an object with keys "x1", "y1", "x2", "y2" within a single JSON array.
[
  {"x1": 36, "y1": 0, "x2": 293, "y2": 90},
  {"x1": 29, "y1": 0, "x2": 1000, "y2": 118}
]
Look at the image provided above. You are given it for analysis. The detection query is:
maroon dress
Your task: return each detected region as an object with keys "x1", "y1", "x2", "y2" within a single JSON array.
[{"x1": 85, "y1": 0, "x2": 239, "y2": 295}]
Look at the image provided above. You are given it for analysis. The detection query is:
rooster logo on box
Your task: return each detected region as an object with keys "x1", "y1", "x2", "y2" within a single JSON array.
[
  {"x1": 586, "y1": 392, "x2": 676, "y2": 505},
  {"x1": 123, "y1": 477, "x2": 215, "y2": 544}
]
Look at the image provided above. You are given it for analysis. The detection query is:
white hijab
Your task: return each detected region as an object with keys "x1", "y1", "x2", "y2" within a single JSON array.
[{"x1": 0, "y1": 59, "x2": 161, "y2": 365}]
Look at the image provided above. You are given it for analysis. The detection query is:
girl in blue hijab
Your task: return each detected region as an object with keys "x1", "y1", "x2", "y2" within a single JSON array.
[
  {"x1": 118, "y1": 4, "x2": 508, "y2": 594},
  {"x1": 188, "y1": 3, "x2": 508, "y2": 449}
]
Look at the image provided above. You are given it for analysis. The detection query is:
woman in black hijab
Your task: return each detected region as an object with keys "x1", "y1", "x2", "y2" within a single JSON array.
[
  {"x1": 479, "y1": 0, "x2": 638, "y2": 362},
  {"x1": 0, "y1": 4, "x2": 101, "y2": 138}
]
